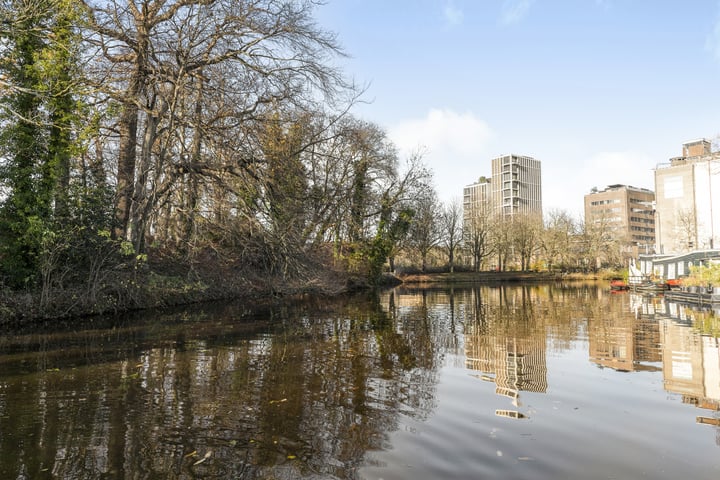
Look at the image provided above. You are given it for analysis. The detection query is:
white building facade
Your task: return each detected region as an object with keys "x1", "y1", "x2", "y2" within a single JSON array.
[
  {"x1": 654, "y1": 139, "x2": 720, "y2": 254},
  {"x1": 489, "y1": 154, "x2": 543, "y2": 218},
  {"x1": 463, "y1": 177, "x2": 491, "y2": 225}
]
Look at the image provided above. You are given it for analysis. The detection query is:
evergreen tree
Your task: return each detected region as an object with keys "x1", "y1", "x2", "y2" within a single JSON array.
[{"x1": 0, "y1": 0, "x2": 82, "y2": 287}]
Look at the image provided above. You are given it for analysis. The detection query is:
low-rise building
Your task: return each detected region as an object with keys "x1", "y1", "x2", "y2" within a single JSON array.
[{"x1": 584, "y1": 184, "x2": 655, "y2": 256}]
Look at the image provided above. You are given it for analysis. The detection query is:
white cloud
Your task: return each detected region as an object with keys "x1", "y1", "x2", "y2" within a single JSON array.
[
  {"x1": 443, "y1": 1, "x2": 464, "y2": 26},
  {"x1": 500, "y1": 0, "x2": 535, "y2": 25},
  {"x1": 582, "y1": 151, "x2": 655, "y2": 190},
  {"x1": 389, "y1": 108, "x2": 493, "y2": 158},
  {"x1": 388, "y1": 109, "x2": 494, "y2": 202},
  {"x1": 541, "y1": 150, "x2": 656, "y2": 216}
]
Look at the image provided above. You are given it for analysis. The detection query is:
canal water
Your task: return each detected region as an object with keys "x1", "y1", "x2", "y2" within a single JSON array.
[{"x1": 0, "y1": 283, "x2": 719, "y2": 479}]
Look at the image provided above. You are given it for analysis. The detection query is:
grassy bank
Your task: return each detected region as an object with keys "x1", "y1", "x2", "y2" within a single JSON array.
[
  {"x1": 0, "y1": 259, "x2": 616, "y2": 323},
  {"x1": 396, "y1": 270, "x2": 607, "y2": 284}
]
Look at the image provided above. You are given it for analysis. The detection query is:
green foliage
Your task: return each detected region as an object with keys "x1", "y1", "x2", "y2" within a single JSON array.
[
  {"x1": 341, "y1": 236, "x2": 391, "y2": 286},
  {"x1": 261, "y1": 112, "x2": 308, "y2": 234},
  {"x1": 0, "y1": 214, "x2": 44, "y2": 288},
  {"x1": 357, "y1": 201, "x2": 414, "y2": 284},
  {"x1": 146, "y1": 272, "x2": 206, "y2": 292},
  {"x1": 682, "y1": 263, "x2": 720, "y2": 287},
  {"x1": 692, "y1": 309, "x2": 720, "y2": 337},
  {"x1": 366, "y1": 235, "x2": 392, "y2": 284},
  {"x1": 350, "y1": 157, "x2": 369, "y2": 242},
  {"x1": 0, "y1": 0, "x2": 84, "y2": 288}
]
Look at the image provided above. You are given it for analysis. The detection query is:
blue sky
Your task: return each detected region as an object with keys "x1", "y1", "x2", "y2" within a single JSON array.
[{"x1": 315, "y1": 0, "x2": 720, "y2": 216}]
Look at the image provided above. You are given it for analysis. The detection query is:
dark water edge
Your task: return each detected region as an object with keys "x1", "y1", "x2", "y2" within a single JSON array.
[
  {"x1": 0, "y1": 269, "x2": 598, "y2": 325},
  {"x1": 0, "y1": 292, "x2": 395, "y2": 479},
  {"x1": 1, "y1": 283, "x2": 719, "y2": 479}
]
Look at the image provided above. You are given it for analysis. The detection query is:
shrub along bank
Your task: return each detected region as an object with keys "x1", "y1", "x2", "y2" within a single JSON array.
[{"x1": 0, "y1": 246, "x2": 362, "y2": 324}]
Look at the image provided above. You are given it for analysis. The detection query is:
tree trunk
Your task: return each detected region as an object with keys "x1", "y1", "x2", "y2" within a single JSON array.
[{"x1": 114, "y1": 96, "x2": 139, "y2": 240}]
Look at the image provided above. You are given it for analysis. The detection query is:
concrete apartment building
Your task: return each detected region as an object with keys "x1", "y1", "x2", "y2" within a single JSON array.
[
  {"x1": 463, "y1": 154, "x2": 542, "y2": 240},
  {"x1": 462, "y1": 155, "x2": 542, "y2": 269},
  {"x1": 490, "y1": 154, "x2": 543, "y2": 217},
  {"x1": 654, "y1": 139, "x2": 720, "y2": 254},
  {"x1": 462, "y1": 176, "x2": 491, "y2": 228},
  {"x1": 584, "y1": 184, "x2": 655, "y2": 254}
]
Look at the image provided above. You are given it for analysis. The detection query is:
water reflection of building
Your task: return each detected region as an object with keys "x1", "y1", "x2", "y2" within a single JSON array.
[
  {"x1": 658, "y1": 308, "x2": 720, "y2": 416},
  {"x1": 629, "y1": 293, "x2": 668, "y2": 319},
  {"x1": 465, "y1": 324, "x2": 547, "y2": 418},
  {"x1": 588, "y1": 296, "x2": 662, "y2": 372},
  {"x1": 627, "y1": 295, "x2": 720, "y2": 425}
]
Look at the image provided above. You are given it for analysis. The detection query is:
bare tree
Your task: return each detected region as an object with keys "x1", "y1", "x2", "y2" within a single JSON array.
[
  {"x1": 464, "y1": 200, "x2": 495, "y2": 271},
  {"x1": 82, "y1": 0, "x2": 350, "y2": 251},
  {"x1": 440, "y1": 198, "x2": 463, "y2": 273},
  {"x1": 368, "y1": 152, "x2": 433, "y2": 279},
  {"x1": 407, "y1": 189, "x2": 441, "y2": 272},
  {"x1": 510, "y1": 212, "x2": 543, "y2": 271},
  {"x1": 541, "y1": 209, "x2": 578, "y2": 271},
  {"x1": 492, "y1": 214, "x2": 513, "y2": 271},
  {"x1": 675, "y1": 207, "x2": 697, "y2": 251},
  {"x1": 579, "y1": 209, "x2": 623, "y2": 271},
  {"x1": 339, "y1": 119, "x2": 399, "y2": 244}
]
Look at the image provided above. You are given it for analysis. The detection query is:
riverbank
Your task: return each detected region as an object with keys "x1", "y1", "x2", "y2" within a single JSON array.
[
  {"x1": 0, "y1": 255, "x2": 611, "y2": 324},
  {"x1": 0, "y1": 248, "x2": 363, "y2": 324},
  {"x1": 394, "y1": 270, "x2": 603, "y2": 284}
]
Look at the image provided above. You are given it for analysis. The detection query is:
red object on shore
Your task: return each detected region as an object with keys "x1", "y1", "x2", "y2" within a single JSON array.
[{"x1": 610, "y1": 279, "x2": 629, "y2": 291}]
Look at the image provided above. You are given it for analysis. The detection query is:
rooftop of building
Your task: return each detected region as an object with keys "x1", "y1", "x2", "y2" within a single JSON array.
[
  {"x1": 681, "y1": 138, "x2": 710, "y2": 146},
  {"x1": 586, "y1": 184, "x2": 654, "y2": 195},
  {"x1": 655, "y1": 138, "x2": 720, "y2": 169},
  {"x1": 659, "y1": 152, "x2": 720, "y2": 169}
]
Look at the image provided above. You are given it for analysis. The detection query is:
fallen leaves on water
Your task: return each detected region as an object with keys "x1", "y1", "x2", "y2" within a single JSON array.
[{"x1": 193, "y1": 451, "x2": 212, "y2": 466}]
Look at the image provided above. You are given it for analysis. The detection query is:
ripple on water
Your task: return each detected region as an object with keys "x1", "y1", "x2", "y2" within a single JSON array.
[{"x1": 360, "y1": 350, "x2": 720, "y2": 480}]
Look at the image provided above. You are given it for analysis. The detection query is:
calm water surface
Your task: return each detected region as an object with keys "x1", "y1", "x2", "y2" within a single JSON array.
[{"x1": 1, "y1": 283, "x2": 719, "y2": 479}]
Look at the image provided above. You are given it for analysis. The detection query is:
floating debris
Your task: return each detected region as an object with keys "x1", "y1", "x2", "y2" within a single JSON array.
[
  {"x1": 495, "y1": 409, "x2": 526, "y2": 419},
  {"x1": 696, "y1": 416, "x2": 720, "y2": 426},
  {"x1": 193, "y1": 451, "x2": 212, "y2": 466}
]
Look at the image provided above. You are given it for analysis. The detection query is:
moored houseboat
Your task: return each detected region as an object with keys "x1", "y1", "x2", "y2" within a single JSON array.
[{"x1": 636, "y1": 250, "x2": 720, "y2": 305}]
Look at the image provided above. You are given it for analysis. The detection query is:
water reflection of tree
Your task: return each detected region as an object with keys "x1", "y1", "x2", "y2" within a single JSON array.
[
  {"x1": 0, "y1": 295, "x2": 444, "y2": 479},
  {"x1": 459, "y1": 283, "x2": 592, "y2": 346}
]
